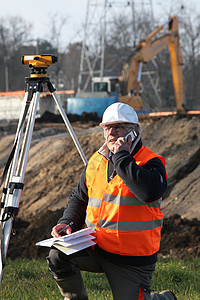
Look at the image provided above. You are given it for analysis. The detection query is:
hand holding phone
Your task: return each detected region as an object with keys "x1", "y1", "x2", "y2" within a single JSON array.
[
  {"x1": 124, "y1": 129, "x2": 137, "y2": 142},
  {"x1": 111, "y1": 129, "x2": 138, "y2": 154}
]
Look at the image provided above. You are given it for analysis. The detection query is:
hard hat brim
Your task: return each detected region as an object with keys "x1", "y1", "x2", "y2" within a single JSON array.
[{"x1": 99, "y1": 120, "x2": 139, "y2": 128}]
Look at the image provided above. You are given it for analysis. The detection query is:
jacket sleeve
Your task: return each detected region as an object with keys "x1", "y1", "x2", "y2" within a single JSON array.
[
  {"x1": 58, "y1": 167, "x2": 88, "y2": 232},
  {"x1": 112, "y1": 150, "x2": 167, "y2": 203}
]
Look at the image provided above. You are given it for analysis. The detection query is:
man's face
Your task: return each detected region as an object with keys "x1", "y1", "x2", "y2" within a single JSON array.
[{"x1": 103, "y1": 123, "x2": 130, "y2": 152}]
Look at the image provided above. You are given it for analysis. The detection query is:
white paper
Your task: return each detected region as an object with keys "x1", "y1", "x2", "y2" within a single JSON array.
[
  {"x1": 36, "y1": 228, "x2": 94, "y2": 247},
  {"x1": 55, "y1": 235, "x2": 95, "y2": 248},
  {"x1": 61, "y1": 228, "x2": 94, "y2": 242},
  {"x1": 36, "y1": 228, "x2": 96, "y2": 255},
  {"x1": 36, "y1": 238, "x2": 55, "y2": 247},
  {"x1": 53, "y1": 240, "x2": 96, "y2": 255}
]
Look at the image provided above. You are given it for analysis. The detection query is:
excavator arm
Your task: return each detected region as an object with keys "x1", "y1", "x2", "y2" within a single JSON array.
[{"x1": 120, "y1": 16, "x2": 186, "y2": 114}]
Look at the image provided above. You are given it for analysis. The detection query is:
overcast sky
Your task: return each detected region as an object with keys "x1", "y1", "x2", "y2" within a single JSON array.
[
  {"x1": 1, "y1": 0, "x2": 88, "y2": 46},
  {"x1": 0, "y1": 0, "x2": 199, "y2": 50}
]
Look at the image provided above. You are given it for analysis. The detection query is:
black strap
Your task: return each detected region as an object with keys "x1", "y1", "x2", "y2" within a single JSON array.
[
  {"x1": 1, "y1": 207, "x2": 19, "y2": 222},
  {"x1": 0, "y1": 182, "x2": 23, "y2": 221},
  {"x1": 9, "y1": 182, "x2": 24, "y2": 194}
]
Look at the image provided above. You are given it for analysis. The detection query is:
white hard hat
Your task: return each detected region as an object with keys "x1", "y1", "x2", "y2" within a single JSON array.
[{"x1": 100, "y1": 102, "x2": 140, "y2": 128}]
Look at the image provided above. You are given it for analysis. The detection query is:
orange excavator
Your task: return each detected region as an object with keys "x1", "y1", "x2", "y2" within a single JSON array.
[{"x1": 119, "y1": 16, "x2": 187, "y2": 114}]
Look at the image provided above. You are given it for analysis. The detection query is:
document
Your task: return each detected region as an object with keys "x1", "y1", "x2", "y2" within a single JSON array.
[{"x1": 36, "y1": 228, "x2": 96, "y2": 255}]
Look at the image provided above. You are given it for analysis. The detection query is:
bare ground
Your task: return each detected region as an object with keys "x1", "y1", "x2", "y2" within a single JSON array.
[{"x1": 0, "y1": 112, "x2": 200, "y2": 259}]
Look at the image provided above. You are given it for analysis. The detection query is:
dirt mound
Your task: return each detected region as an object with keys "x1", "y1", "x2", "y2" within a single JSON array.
[
  {"x1": 0, "y1": 113, "x2": 200, "y2": 260},
  {"x1": 8, "y1": 209, "x2": 63, "y2": 259},
  {"x1": 36, "y1": 111, "x2": 101, "y2": 124},
  {"x1": 141, "y1": 114, "x2": 200, "y2": 220},
  {"x1": 7, "y1": 212, "x2": 200, "y2": 260},
  {"x1": 160, "y1": 214, "x2": 200, "y2": 258}
]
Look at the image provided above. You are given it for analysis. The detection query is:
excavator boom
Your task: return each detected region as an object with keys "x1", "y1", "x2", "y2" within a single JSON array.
[{"x1": 120, "y1": 16, "x2": 186, "y2": 114}]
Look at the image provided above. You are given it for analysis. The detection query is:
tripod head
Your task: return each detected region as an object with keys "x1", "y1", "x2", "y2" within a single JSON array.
[{"x1": 22, "y1": 54, "x2": 57, "y2": 78}]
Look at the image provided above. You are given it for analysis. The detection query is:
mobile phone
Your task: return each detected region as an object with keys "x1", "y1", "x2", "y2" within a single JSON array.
[{"x1": 124, "y1": 130, "x2": 137, "y2": 142}]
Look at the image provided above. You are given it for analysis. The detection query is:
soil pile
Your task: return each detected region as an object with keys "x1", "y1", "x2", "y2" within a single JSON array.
[{"x1": 0, "y1": 112, "x2": 199, "y2": 259}]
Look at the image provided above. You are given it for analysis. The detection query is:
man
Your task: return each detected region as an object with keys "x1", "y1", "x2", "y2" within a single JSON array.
[{"x1": 47, "y1": 103, "x2": 177, "y2": 300}]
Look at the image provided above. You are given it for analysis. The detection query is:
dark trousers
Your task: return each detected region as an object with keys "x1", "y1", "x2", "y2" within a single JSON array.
[{"x1": 47, "y1": 247, "x2": 173, "y2": 300}]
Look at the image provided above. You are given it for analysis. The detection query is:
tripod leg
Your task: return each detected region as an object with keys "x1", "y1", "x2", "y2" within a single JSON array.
[
  {"x1": 0, "y1": 91, "x2": 40, "y2": 282},
  {"x1": 3, "y1": 92, "x2": 40, "y2": 250},
  {"x1": 13, "y1": 91, "x2": 30, "y2": 144},
  {"x1": 16, "y1": 91, "x2": 40, "y2": 179},
  {"x1": 51, "y1": 91, "x2": 87, "y2": 166},
  {"x1": 0, "y1": 92, "x2": 30, "y2": 281},
  {"x1": 0, "y1": 91, "x2": 30, "y2": 213}
]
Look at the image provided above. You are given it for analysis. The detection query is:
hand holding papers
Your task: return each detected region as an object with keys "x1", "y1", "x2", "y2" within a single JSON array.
[{"x1": 36, "y1": 228, "x2": 96, "y2": 255}]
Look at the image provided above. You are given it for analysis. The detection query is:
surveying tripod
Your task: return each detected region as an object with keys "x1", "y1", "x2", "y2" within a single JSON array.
[{"x1": 0, "y1": 54, "x2": 87, "y2": 282}]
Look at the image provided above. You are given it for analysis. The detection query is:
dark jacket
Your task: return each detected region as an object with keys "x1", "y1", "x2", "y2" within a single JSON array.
[{"x1": 58, "y1": 139, "x2": 167, "y2": 266}]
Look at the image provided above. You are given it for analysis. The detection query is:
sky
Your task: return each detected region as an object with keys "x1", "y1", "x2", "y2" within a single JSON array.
[
  {"x1": 0, "y1": 0, "x2": 200, "y2": 50},
  {"x1": 0, "y1": 0, "x2": 89, "y2": 48}
]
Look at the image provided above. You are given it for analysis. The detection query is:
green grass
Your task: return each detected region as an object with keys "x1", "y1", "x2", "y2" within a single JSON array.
[{"x1": 0, "y1": 257, "x2": 199, "y2": 299}]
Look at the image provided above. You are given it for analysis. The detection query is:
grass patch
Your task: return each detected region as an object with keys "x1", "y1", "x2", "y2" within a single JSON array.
[{"x1": 0, "y1": 257, "x2": 199, "y2": 299}]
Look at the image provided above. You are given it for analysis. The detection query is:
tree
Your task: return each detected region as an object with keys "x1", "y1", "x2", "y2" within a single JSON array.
[
  {"x1": 0, "y1": 16, "x2": 31, "y2": 91},
  {"x1": 63, "y1": 42, "x2": 82, "y2": 91},
  {"x1": 178, "y1": 12, "x2": 200, "y2": 109},
  {"x1": 152, "y1": 0, "x2": 200, "y2": 110},
  {"x1": 105, "y1": 10, "x2": 155, "y2": 76},
  {"x1": 45, "y1": 13, "x2": 69, "y2": 90}
]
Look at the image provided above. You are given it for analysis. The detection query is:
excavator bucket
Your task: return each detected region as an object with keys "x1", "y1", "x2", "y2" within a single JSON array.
[{"x1": 119, "y1": 95, "x2": 144, "y2": 111}]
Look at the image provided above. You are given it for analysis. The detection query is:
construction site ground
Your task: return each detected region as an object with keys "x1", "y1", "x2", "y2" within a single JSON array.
[{"x1": 0, "y1": 111, "x2": 200, "y2": 260}]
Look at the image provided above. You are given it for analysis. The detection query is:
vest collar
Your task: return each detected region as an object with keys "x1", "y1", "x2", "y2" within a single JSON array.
[{"x1": 98, "y1": 142, "x2": 110, "y2": 159}]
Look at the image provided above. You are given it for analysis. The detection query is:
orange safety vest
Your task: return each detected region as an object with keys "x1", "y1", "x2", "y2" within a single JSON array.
[{"x1": 85, "y1": 145, "x2": 166, "y2": 256}]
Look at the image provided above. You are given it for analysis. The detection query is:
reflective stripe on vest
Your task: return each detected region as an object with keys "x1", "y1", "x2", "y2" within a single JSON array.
[
  {"x1": 103, "y1": 193, "x2": 162, "y2": 207},
  {"x1": 87, "y1": 194, "x2": 162, "y2": 208},
  {"x1": 98, "y1": 218, "x2": 163, "y2": 231},
  {"x1": 85, "y1": 145, "x2": 166, "y2": 256}
]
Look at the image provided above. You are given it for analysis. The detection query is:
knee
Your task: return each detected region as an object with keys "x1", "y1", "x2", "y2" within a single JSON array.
[
  {"x1": 46, "y1": 248, "x2": 75, "y2": 280},
  {"x1": 47, "y1": 248, "x2": 63, "y2": 268}
]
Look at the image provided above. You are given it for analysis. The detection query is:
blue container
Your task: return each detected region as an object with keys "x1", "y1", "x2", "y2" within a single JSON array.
[{"x1": 67, "y1": 96, "x2": 118, "y2": 117}]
